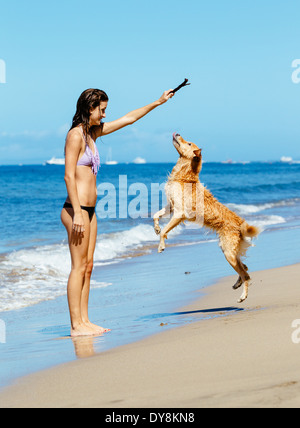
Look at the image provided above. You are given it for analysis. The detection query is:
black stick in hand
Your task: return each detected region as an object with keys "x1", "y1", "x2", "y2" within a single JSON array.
[{"x1": 170, "y1": 78, "x2": 191, "y2": 94}]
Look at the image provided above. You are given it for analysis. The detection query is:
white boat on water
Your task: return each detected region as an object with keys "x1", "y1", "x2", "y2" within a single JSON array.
[
  {"x1": 132, "y1": 157, "x2": 146, "y2": 164},
  {"x1": 280, "y1": 156, "x2": 300, "y2": 164},
  {"x1": 280, "y1": 156, "x2": 293, "y2": 163},
  {"x1": 46, "y1": 157, "x2": 65, "y2": 165},
  {"x1": 105, "y1": 160, "x2": 118, "y2": 165},
  {"x1": 221, "y1": 159, "x2": 234, "y2": 164},
  {"x1": 105, "y1": 147, "x2": 118, "y2": 165}
]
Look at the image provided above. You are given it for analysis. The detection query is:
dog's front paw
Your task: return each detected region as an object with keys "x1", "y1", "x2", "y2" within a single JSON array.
[
  {"x1": 154, "y1": 225, "x2": 161, "y2": 235},
  {"x1": 158, "y1": 242, "x2": 165, "y2": 253}
]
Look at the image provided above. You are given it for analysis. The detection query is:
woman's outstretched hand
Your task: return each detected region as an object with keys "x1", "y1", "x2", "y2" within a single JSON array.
[{"x1": 158, "y1": 90, "x2": 175, "y2": 105}]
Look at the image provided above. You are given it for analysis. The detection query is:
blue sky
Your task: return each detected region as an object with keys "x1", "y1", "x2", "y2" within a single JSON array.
[{"x1": 0, "y1": 0, "x2": 300, "y2": 164}]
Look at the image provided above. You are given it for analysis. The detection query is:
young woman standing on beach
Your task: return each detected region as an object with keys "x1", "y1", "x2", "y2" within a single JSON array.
[{"x1": 61, "y1": 87, "x2": 174, "y2": 337}]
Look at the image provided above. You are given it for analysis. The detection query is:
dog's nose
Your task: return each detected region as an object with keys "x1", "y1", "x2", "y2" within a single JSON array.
[{"x1": 173, "y1": 132, "x2": 180, "y2": 138}]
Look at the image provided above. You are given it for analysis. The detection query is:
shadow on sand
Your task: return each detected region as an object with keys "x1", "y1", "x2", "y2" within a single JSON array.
[{"x1": 137, "y1": 306, "x2": 244, "y2": 322}]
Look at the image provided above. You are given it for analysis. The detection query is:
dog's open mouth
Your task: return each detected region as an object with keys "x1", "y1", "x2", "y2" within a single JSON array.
[{"x1": 173, "y1": 133, "x2": 180, "y2": 146}]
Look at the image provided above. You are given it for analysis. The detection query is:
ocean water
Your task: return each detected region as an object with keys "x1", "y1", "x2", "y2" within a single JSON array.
[{"x1": 0, "y1": 161, "x2": 300, "y2": 313}]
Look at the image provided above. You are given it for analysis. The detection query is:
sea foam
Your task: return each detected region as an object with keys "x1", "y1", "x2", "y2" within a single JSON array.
[
  {"x1": 0, "y1": 224, "x2": 181, "y2": 312},
  {"x1": 226, "y1": 198, "x2": 300, "y2": 216}
]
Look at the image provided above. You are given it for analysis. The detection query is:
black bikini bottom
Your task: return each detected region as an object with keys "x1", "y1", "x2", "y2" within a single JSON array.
[{"x1": 63, "y1": 202, "x2": 95, "y2": 221}]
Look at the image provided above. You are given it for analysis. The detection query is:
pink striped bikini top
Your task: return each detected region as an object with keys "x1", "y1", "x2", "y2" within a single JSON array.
[{"x1": 77, "y1": 127, "x2": 100, "y2": 176}]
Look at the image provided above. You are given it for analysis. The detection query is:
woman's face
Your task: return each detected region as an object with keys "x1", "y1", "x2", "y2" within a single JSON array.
[{"x1": 89, "y1": 101, "x2": 108, "y2": 126}]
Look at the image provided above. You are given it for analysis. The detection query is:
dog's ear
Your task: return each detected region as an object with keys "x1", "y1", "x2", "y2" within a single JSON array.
[{"x1": 193, "y1": 149, "x2": 201, "y2": 158}]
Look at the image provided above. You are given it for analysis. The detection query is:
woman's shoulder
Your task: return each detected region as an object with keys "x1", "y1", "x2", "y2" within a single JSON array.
[
  {"x1": 67, "y1": 126, "x2": 82, "y2": 137},
  {"x1": 65, "y1": 127, "x2": 84, "y2": 147}
]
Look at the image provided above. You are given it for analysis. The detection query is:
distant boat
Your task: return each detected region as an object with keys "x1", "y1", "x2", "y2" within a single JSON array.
[
  {"x1": 105, "y1": 147, "x2": 118, "y2": 165},
  {"x1": 280, "y1": 156, "x2": 293, "y2": 163},
  {"x1": 221, "y1": 159, "x2": 250, "y2": 165},
  {"x1": 105, "y1": 160, "x2": 118, "y2": 165},
  {"x1": 46, "y1": 157, "x2": 65, "y2": 165},
  {"x1": 132, "y1": 157, "x2": 146, "y2": 164}
]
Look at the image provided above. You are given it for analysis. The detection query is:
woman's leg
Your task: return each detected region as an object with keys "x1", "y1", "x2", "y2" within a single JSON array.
[
  {"x1": 80, "y1": 214, "x2": 110, "y2": 333},
  {"x1": 80, "y1": 213, "x2": 96, "y2": 326},
  {"x1": 61, "y1": 207, "x2": 96, "y2": 337}
]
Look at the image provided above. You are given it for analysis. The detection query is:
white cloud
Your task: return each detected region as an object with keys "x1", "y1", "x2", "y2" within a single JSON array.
[
  {"x1": 0, "y1": 123, "x2": 70, "y2": 140},
  {"x1": 0, "y1": 130, "x2": 50, "y2": 139}
]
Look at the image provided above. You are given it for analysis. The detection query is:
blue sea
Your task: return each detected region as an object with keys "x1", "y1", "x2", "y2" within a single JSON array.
[{"x1": 0, "y1": 160, "x2": 300, "y2": 387}]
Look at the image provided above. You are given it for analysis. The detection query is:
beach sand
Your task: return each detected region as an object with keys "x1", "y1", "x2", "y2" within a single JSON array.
[{"x1": 1, "y1": 262, "x2": 300, "y2": 408}]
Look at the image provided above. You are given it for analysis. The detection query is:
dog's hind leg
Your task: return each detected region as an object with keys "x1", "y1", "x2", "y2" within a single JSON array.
[
  {"x1": 236, "y1": 258, "x2": 251, "y2": 303},
  {"x1": 233, "y1": 276, "x2": 243, "y2": 290},
  {"x1": 226, "y1": 255, "x2": 250, "y2": 302},
  {"x1": 158, "y1": 215, "x2": 183, "y2": 253},
  {"x1": 232, "y1": 260, "x2": 248, "y2": 290},
  {"x1": 219, "y1": 234, "x2": 251, "y2": 302},
  {"x1": 243, "y1": 263, "x2": 249, "y2": 271},
  {"x1": 238, "y1": 280, "x2": 250, "y2": 303}
]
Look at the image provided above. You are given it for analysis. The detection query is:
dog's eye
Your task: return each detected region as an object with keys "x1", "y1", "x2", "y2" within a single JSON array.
[{"x1": 188, "y1": 143, "x2": 191, "y2": 146}]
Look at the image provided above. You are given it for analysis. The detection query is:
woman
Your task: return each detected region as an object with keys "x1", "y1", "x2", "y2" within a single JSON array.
[{"x1": 61, "y1": 87, "x2": 174, "y2": 337}]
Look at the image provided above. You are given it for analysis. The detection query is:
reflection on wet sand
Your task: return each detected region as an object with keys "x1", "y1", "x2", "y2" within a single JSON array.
[{"x1": 71, "y1": 334, "x2": 105, "y2": 358}]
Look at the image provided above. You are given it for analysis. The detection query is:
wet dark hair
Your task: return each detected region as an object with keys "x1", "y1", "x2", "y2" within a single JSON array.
[{"x1": 70, "y1": 88, "x2": 109, "y2": 139}]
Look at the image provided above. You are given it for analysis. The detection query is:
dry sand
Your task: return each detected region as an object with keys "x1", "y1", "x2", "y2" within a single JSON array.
[{"x1": 1, "y1": 263, "x2": 300, "y2": 408}]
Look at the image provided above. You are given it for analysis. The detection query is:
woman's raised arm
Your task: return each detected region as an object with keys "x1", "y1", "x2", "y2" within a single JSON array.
[{"x1": 96, "y1": 89, "x2": 174, "y2": 138}]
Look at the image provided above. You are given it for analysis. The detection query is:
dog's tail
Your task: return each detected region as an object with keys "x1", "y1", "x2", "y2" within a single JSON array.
[{"x1": 240, "y1": 221, "x2": 260, "y2": 238}]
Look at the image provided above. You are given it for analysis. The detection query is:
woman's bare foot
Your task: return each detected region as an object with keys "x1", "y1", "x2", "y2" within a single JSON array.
[
  {"x1": 84, "y1": 320, "x2": 111, "y2": 334},
  {"x1": 71, "y1": 323, "x2": 100, "y2": 337}
]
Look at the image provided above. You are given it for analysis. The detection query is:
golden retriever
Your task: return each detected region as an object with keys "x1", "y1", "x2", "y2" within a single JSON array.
[{"x1": 153, "y1": 133, "x2": 260, "y2": 303}]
